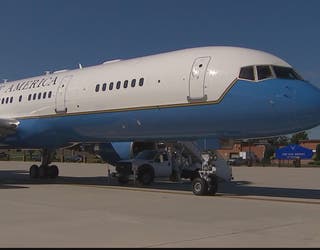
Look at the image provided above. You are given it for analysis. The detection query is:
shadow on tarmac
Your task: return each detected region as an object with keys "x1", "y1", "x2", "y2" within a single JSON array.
[
  {"x1": 1, "y1": 170, "x2": 320, "y2": 200},
  {"x1": 221, "y1": 181, "x2": 320, "y2": 200}
]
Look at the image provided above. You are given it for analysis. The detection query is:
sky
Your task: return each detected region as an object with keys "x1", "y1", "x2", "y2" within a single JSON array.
[{"x1": 0, "y1": 0, "x2": 320, "y2": 138}]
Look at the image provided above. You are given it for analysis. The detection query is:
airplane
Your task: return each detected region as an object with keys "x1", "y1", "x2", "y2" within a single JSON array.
[{"x1": 0, "y1": 46, "x2": 320, "y2": 195}]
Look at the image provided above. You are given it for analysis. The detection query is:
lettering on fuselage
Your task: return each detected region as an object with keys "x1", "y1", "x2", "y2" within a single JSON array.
[{"x1": 1, "y1": 76, "x2": 58, "y2": 93}]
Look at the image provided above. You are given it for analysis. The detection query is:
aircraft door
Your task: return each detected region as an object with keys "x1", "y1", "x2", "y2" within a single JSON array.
[
  {"x1": 187, "y1": 57, "x2": 211, "y2": 102},
  {"x1": 55, "y1": 75, "x2": 73, "y2": 113}
]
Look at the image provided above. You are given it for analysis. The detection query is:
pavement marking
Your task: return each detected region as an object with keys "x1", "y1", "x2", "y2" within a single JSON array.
[{"x1": 221, "y1": 195, "x2": 320, "y2": 205}]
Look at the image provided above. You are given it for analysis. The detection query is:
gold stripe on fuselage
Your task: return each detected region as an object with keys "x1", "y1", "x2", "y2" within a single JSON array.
[{"x1": 16, "y1": 78, "x2": 238, "y2": 120}]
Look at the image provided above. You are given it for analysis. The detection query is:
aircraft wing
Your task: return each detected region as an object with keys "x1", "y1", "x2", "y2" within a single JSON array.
[{"x1": 0, "y1": 118, "x2": 19, "y2": 137}]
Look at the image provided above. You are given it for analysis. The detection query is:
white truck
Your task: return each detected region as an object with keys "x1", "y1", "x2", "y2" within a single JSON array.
[{"x1": 114, "y1": 149, "x2": 199, "y2": 185}]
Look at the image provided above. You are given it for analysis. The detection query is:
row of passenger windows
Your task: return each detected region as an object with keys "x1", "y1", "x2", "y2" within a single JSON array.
[
  {"x1": 1, "y1": 96, "x2": 14, "y2": 104},
  {"x1": 0, "y1": 91, "x2": 53, "y2": 104},
  {"x1": 28, "y1": 91, "x2": 52, "y2": 101},
  {"x1": 95, "y1": 78, "x2": 144, "y2": 92},
  {"x1": 239, "y1": 65, "x2": 304, "y2": 82}
]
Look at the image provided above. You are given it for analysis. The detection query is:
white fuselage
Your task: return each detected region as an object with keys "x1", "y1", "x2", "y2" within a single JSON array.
[{"x1": 0, "y1": 47, "x2": 289, "y2": 119}]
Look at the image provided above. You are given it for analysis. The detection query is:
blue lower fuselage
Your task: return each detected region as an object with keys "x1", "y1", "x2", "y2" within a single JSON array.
[{"x1": 4, "y1": 79, "x2": 320, "y2": 149}]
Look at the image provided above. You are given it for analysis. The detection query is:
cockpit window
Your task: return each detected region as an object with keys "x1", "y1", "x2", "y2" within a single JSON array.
[
  {"x1": 239, "y1": 65, "x2": 304, "y2": 82},
  {"x1": 273, "y1": 66, "x2": 303, "y2": 80},
  {"x1": 257, "y1": 65, "x2": 273, "y2": 80},
  {"x1": 239, "y1": 66, "x2": 255, "y2": 81}
]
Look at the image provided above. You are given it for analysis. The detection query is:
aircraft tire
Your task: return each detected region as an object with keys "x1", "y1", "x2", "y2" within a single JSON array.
[
  {"x1": 38, "y1": 166, "x2": 48, "y2": 179},
  {"x1": 49, "y1": 165, "x2": 59, "y2": 178},
  {"x1": 192, "y1": 177, "x2": 208, "y2": 196},
  {"x1": 29, "y1": 165, "x2": 39, "y2": 179}
]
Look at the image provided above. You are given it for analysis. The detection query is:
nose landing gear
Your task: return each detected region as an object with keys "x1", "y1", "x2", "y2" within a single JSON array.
[{"x1": 192, "y1": 151, "x2": 218, "y2": 196}]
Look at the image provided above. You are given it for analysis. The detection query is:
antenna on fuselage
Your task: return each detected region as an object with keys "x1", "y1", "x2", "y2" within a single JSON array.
[
  {"x1": 2, "y1": 79, "x2": 8, "y2": 83},
  {"x1": 78, "y1": 63, "x2": 83, "y2": 69}
]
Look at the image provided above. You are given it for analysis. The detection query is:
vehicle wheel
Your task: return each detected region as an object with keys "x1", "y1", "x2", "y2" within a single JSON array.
[
  {"x1": 137, "y1": 167, "x2": 154, "y2": 185},
  {"x1": 49, "y1": 165, "x2": 59, "y2": 179},
  {"x1": 118, "y1": 175, "x2": 129, "y2": 184},
  {"x1": 207, "y1": 175, "x2": 218, "y2": 195},
  {"x1": 29, "y1": 165, "x2": 39, "y2": 178},
  {"x1": 192, "y1": 177, "x2": 208, "y2": 196}
]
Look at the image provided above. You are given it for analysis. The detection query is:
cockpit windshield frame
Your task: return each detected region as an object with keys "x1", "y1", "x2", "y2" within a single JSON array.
[{"x1": 238, "y1": 65, "x2": 304, "y2": 82}]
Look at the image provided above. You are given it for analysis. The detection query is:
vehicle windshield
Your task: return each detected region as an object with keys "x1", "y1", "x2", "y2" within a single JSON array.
[{"x1": 135, "y1": 150, "x2": 157, "y2": 160}]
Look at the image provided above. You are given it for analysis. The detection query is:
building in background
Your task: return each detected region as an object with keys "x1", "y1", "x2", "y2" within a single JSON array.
[{"x1": 299, "y1": 140, "x2": 320, "y2": 153}]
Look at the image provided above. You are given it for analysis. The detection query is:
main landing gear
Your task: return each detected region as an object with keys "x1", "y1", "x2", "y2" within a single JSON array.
[
  {"x1": 29, "y1": 149, "x2": 59, "y2": 179},
  {"x1": 192, "y1": 151, "x2": 218, "y2": 196}
]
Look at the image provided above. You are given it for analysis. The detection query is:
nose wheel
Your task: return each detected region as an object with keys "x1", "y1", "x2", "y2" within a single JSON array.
[{"x1": 192, "y1": 174, "x2": 218, "y2": 196}]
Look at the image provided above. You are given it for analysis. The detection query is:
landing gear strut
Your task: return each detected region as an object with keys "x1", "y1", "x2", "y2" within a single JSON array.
[
  {"x1": 29, "y1": 149, "x2": 59, "y2": 179},
  {"x1": 192, "y1": 151, "x2": 218, "y2": 196}
]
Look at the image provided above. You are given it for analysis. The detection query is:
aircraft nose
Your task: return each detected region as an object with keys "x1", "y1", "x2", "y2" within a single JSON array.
[{"x1": 292, "y1": 81, "x2": 320, "y2": 130}]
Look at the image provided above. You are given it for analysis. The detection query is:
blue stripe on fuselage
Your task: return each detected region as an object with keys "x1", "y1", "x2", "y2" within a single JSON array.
[{"x1": 4, "y1": 79, "x2": 320, "y2": 148}]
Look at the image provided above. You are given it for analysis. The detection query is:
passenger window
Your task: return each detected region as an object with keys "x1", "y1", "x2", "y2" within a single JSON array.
[
  {"x1": 95, "y1": 84, "x2": 100, "y2": 92},
  {"x1": 10, "y1": 97, "x2": 13, "y2": 103},
  {"x1": 28, "y1": 94, "x2": 31, "y2": 101},
  {"x1": 1, "y1": 98, "x2": 4, "y2": 104},
  {"x1": 48, "y1": 91, "x2": 52, "y2": 98},
  {"x1": 109, "y1": 82, "x2": 114, "y2": 90},
  {"x1": 131, "y1": 79, "x2": 136, "y2": 87},
  {"x1": 6, "y1": 97, "x2": 9, "y2": 104},
  {"x1": 139, "y1": 78, "x2": 144, "y2": 86},
  {"x1": 43, "y1": 92, "x2": 47, "y2": 99},
  {"x1": 123, "y1": 80, "x2": 128, "y2": 88},
  {"x1": 239, "y1": 66, "x2": 255, "y2": 81},
  {"x1": 102, "y1": 83, "x2": 107, "y2": 91},
  {"x1": 116, "y1": 81, "x2": 121, "y2": 89},
  {"x1": 257, "y1": 65, "x2": 273, "y2": 80},
  {"x1": 19, "y1": 95, "x2": 22, "y2": 102},
  {"x1": 33, "y1": 93, "x2": 37, "y2": 100},
  {"x1": 38, "y1": 93, "x2": 41, "y2": 99}
]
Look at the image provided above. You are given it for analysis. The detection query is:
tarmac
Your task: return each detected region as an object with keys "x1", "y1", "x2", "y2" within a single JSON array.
[{"x1": 0, "y1": 161, "x2": 320, "y2": 248}]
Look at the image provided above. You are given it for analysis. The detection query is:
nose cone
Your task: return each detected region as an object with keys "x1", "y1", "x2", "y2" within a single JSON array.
[{"x1": 293, "y1": 81, "x2": 320, "y2": 131}]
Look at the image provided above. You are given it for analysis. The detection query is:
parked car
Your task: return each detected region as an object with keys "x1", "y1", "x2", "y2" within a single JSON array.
[
  {"x1": 65, "y1": 154, "x2": 83, "y2": 162},
  {"x1": 227, "y1": 157, "x2": 247, "y2": 166},
  {"x1": 31, "y1": 154, "x2": 41, "y2": 161}
]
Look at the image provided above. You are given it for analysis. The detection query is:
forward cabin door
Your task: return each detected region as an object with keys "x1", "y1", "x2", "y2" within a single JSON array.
[
  {"x1": 187, "y1": 57, "x2": 211, "y2": 102},
  {"x1": 55, "y1": 75, "x2": 73, "y2": 113}
]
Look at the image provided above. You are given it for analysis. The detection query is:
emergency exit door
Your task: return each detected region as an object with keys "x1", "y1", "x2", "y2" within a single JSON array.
[{"x1": 187, "y1": 57, "x2": 211, "y2": 102}]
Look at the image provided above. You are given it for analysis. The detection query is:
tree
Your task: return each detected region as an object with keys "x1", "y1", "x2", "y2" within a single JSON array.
[
  {"x1": 290, "y1": 131, "x2": 309, "y2": 145},
  {"x1": 246, "y1": 136, "x2": 289, "y2": 164}
]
